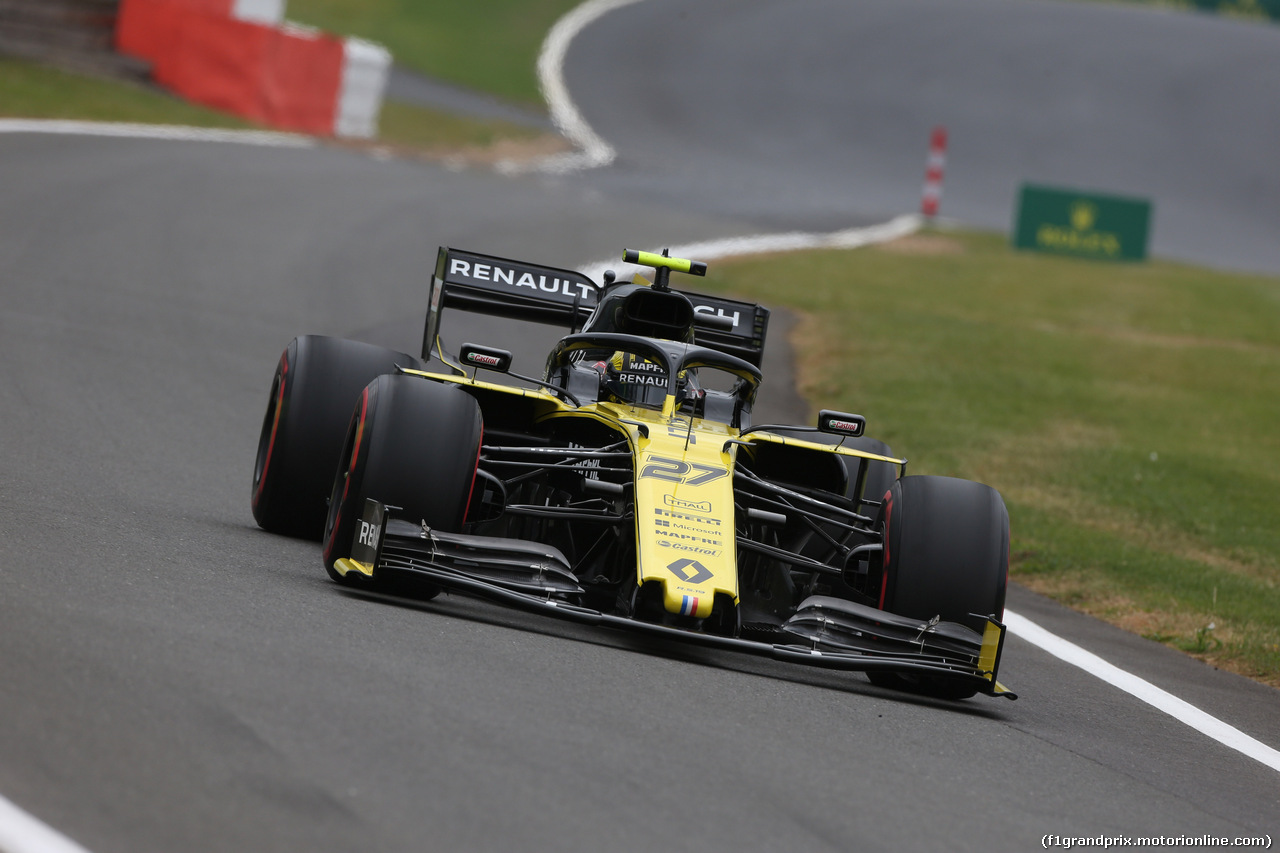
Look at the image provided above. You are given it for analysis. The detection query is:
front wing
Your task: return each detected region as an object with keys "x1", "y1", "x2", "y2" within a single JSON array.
[{"x1": 334, "y1": 501, "x2": 1016, "y2": 699}]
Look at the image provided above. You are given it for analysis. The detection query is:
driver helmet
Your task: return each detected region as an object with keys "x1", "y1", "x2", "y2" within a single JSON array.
[{"x1": 597, "y1": 350, "x2": 700, "y2": 408}]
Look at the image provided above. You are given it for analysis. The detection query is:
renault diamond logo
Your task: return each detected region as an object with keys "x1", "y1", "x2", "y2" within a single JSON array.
[{"x1": 666, "y1": 558, "x2": 713, "y2": 585}]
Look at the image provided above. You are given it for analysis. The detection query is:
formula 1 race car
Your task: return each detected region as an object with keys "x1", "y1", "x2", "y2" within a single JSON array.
[{"x1": 251, "y1": 246, "x2": 1015, "y2": 700}]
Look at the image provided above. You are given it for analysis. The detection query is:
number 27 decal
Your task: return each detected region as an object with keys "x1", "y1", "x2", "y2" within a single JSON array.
[{"x1": 639, "y1": 455, "x2": 727, "y2": 486}]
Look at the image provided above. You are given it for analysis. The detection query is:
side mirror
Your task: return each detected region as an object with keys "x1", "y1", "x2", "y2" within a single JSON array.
[
  {"x1": 459, "y1": 343, "x2": 513, "y2": 374},
  {"x1": 817, "y1": 409, "x2": 866, "y2": 438},
  {"x1": 458, "y1": 341, "x2": 581, "y2": 408}
]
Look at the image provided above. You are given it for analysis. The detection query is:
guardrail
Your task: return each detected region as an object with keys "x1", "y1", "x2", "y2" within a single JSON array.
[{"x1": 0, "y1": 0, "x2": 146, "y2": 78}]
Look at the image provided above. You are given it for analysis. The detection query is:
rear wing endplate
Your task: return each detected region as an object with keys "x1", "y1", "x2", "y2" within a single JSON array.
[
  {"x1": 686, "y1": 295, "x2": 770, "y2": 367},
  {"x1": 424, "y1": 247, "x2": 770, "y2": 367}
]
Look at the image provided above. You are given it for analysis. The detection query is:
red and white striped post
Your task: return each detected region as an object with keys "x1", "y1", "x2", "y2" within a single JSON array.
[{"x1": 921, "y1": 125, "x2": 947, "y2": 219}]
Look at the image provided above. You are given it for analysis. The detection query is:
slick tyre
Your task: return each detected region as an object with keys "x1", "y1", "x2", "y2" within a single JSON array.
[
  {"x1": 322, "y1": 374, "x2": 482, "y2": 587},
  {"x1": 251, "y1": 336, "x2": 424, "y2": 540},
  {"x1": 868, "y1": 475, "x2": 1009, "y2": 700}
]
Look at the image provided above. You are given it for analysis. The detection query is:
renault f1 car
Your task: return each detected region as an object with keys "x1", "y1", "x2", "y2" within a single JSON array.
[{"x1": 251, "y1": 246, "x2": 1015, "y2": 700}]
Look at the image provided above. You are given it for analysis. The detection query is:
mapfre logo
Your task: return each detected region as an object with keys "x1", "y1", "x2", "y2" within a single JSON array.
[{"x1": 664, "y1": 495, "x2": 711, "y2": 513}]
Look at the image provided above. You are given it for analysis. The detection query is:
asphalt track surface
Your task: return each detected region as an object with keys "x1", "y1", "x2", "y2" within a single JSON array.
[
  {"x1": 569, "y1": 0, "x2": 1280, "y2": 274},
  {"x1": 1, "y1": 2, "x2": 1278, "y2": 852}
]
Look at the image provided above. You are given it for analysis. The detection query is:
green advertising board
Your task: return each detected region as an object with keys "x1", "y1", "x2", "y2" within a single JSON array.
[
  {"x1": 1013, "y1": 184, "x2": 1152, "y2": 262},
  {"x1": 1185, "y1": 0, "x2": 1280, "y2": 22}
]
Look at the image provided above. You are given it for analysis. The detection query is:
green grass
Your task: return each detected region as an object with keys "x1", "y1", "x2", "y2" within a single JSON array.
[
  {"x1": 1055, "y1": 0, "x2": 1280, "y2": 21},
  {"x1": 701, "y1": 231, "x2": 1280, "y2": 684},
  {"x1": 0, "y1": 57, "x2": 255, "y2": 127},
  {"x1": 0, "y1": 56, "x2": 551, "y2": 153},
  {"x1": 287, "y1": 0, "x2": 585, "y2": 106},
  {"x1": 3, "y1": 1, "x2": 578, "y2": 143},
  {"x1": 377, "y1": 100, "x2": 545, "y2": 150}
]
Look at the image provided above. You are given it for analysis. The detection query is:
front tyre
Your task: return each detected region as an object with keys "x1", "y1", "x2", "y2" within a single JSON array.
[
  {"x1": 868, "y1": 475, "x2": 1009, "y2": 699},
  {"x1": 322, "y1": 374, "x2": 483, "y2": 587}
]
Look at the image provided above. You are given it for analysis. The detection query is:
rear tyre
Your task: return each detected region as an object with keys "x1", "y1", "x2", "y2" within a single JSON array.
[
  {"x1": 867, "y1": 475, "x2": 1009, "y2": 699},
  {"x1": 251, "y1": 336, "x2": 424, "y2": 540},
  {"x1": 322, "y1": 374, "x2": 483, "y2": 588}
]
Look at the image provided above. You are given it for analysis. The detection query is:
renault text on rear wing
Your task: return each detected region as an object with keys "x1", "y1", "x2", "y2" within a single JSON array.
[{"x1": 423, "y1": 247, "x2": 769, "y2": 367}]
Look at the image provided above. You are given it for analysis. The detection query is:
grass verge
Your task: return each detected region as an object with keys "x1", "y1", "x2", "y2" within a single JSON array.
[
  {"x1": 700, "y1": 230, "x2": 1280, "y2": 685},
  {"x1": 373, "y1": 100, "x2": 563, "y2": 163},
  {"x1": 0, "y1": 57, "x2": 560, "y2": 159},
  {"x1": 286, "y1": 0, "x2": 585, "y2": 106},
  {"x1": 0, "y1": 57, "x2": 254, "y2": 127},
  {"x1": 1052, "y1": 0, "x2": 1280, "y2": 23}
]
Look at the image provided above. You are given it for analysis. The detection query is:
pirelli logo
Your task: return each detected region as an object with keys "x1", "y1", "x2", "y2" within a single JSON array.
[{"x1": 655, "y1": 508, "x2": 721, "y2": 527}]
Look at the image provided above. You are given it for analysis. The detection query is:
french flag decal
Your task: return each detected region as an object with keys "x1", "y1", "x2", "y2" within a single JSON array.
[{"x1": 680, "y1": 595, "x2": 699, "y2": 616}]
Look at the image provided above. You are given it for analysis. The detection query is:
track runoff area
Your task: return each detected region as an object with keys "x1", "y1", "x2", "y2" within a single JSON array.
[{"x1": 2, "y1": 3, "x2": 1278, "y2": 851}]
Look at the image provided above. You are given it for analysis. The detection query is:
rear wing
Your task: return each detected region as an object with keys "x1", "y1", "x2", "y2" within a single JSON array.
[
  {"x1": 422, "y1": 247, "x2": 599, "y2": 359},
  {"x1": 686, "y1": 293, "x2": 770, "y2": 366},
  {"x1": 423, "y1": 247, "x2": 771, "y2": 367}
]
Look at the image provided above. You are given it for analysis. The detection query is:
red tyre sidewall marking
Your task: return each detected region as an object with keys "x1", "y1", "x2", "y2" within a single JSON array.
[
  {"x1": 878, "y1": 489, "x2": 893, "y2": 610},
  {"x1": 461, "y1": 423, "x2": 483, "y2": 526},
  {"x1": 252, "y1": 353, "x2": 289, "y2": 509},
  {"x1": 323, "y1": 386, "x2": 369, "y2": 566},
  {"x1": 1000, "y1": 517, "x2": 1010, "y2": 619}
]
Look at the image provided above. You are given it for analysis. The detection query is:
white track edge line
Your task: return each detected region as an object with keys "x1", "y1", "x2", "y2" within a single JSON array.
[
  {"x1": 505, "y1": 0, "x2": 647, "y2": 175},
  {"x1": 577, "y1": 213, "x2": 924, "y2": 279},
  {"x1": 1003, "y1": 610, "x2": 1280, "y2": 773},
  {"x1": 0, "y1": 795, "x2": 93, "y2": 853},
  {"x1": 0, "y1": 119, "x2": 314, "y2": 147}
]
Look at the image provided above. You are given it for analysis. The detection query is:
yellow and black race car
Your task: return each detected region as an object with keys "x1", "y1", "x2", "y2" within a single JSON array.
[{"x1": 251, "y1": 247, "x2": 1015, "y2": 700}]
